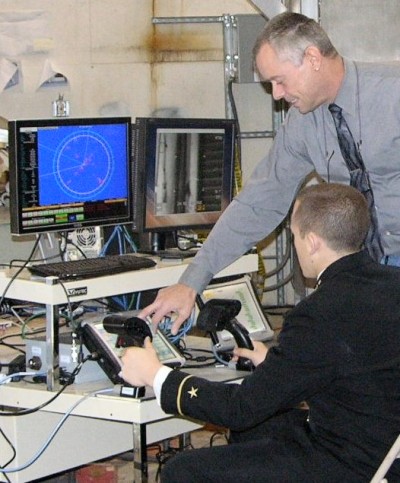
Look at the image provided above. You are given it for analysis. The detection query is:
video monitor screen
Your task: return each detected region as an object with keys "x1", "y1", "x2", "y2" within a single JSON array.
[
  {"x1": 9, "y1": 117, "x2": 132, "y2": 236},
  {"x1": 132, "y1": 117, "x2": 236, "y2": 233}
]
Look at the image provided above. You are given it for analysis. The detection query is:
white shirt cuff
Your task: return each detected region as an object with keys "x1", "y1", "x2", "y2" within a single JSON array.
[{"x1": 153, "y1": 365, "x2": 173, "y2": 404}]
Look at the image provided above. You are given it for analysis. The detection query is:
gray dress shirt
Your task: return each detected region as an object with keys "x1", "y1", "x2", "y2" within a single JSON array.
[{"x1": 180, "y1": 58, "x2": 400, "y2": 293}]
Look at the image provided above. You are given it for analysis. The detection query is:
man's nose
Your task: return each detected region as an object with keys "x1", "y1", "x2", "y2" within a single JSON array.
[{"x1": 272, "y1": 83, "x2": 285, "y2": 100}]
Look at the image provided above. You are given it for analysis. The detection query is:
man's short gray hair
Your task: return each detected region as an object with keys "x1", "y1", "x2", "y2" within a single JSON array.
[{"x1": 253, "y1": 12, "x2": 338, "y2": 67}]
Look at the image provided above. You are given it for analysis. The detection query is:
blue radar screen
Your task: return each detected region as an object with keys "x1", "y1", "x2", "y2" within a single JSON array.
[
  {"x1": 37, "y1": 124, "x2": 128, "y2": 205},
  {"x1": 55, "y1": 131, "x2": 112, "y2": 197}
]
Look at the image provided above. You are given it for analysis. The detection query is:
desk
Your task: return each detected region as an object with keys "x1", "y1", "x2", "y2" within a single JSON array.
[
  {"x1": 0, "y1": 253, "x2": 257, "y2": 390},
  {"x1": 0, "y1": 255, "x2": 257, "y2": 482},
  {"x1": 0, "y1": 338, "x2": 248, "y2": 483}
]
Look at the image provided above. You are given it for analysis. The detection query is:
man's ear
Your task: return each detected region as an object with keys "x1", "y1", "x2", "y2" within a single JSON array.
[
  {"x1": 307, "y1": 231, "x2": 322, "y2": 255},
  {"x1": 304, "y1": 46, "x2": 322, "y2": 72}
]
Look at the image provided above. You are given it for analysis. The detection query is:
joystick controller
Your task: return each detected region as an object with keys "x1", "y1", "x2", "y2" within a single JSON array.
[
  {"x1": 103, "y1": 313, "x2": 153, "y2": 397},
  {"x1": 196, "y1": 298, "x2": 254, "y2": 371}
]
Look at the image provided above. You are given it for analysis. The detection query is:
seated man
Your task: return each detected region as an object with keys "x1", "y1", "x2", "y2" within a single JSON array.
[{"x1": 121, "y1": 183, "x2": 400, "y2": 482}]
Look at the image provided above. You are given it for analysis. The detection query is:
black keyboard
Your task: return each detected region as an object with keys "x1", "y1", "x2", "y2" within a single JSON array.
[{"x1": 28, "y1": 254, "x2": 157, "y2": 280}]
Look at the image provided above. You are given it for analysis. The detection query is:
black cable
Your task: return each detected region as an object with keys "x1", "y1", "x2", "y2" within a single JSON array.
[
  {"x1": 58, "y1": 231, "x2": 68, "y2": 260},
  {"x1": 0, "y1": 426, "x2": 14, "y2": 480},
  {"x1": 59, "y1": 231, "x2": 88, "y2": 260},
  {"x1": 210, "y1": 430, "x2": 228, "y2": 447},
  {"x1": 182, "y1": 362, "x2": 217, "y2": 369},
  {"x1": 155, "y1": 447, "x2": 177, "y2": 481},
  {"x1": 0, "y1": 320, "x2": 68, "y2": 358},
  {"x1": 0, "y1": 356, "x2": 92, "y2": 417},
  {"x1": 0, "y1": 236, "x2": 41, "y2": 312},
  {"x1": 9, "y1": 231, "x2": 64, "y2": 268},
  {"x1": 0, "y1": 300, "x2": 13, "y2": 316},
  {"x1": 227, "y1": 78, "x2": 242, "y2": 171},
  {"x1": 0, "y1": 338, "x2": 26, "y2": 356},
  {"x1": 182, "y1": 347, "x2": 215, "y2": 360},
  {"x1": 155, "y1": 439, "x2": 194, "y2": 481},
  {"x1": 56, "y1": 280, "x2": 76, "y2": 330},
  {"x1": 8, "y1": 252, "x2": 61, "y2": 266},
  {"x1": 180, "y1": 347, "x2": 218, "y2": 368},
  {"x1": 0, "y1": 332, "x2": 27, "y2": 345},
  {"x1": 175, "y1": 233, "x2": 200, "y2": 251}
]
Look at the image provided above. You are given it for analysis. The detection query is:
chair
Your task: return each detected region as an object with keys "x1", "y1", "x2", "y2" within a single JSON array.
[{"x1": 370, "y1": 435, "x2": 400, "y2": 482}]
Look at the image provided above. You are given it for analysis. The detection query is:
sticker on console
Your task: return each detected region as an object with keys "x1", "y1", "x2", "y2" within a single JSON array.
[{"x1": 67, "y1": 287, "x2": 88, "y2": 297}]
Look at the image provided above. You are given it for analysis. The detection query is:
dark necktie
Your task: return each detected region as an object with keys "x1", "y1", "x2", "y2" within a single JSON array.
[{"x1": 328, "y1": 103, "x2": 384, "y2": 262}]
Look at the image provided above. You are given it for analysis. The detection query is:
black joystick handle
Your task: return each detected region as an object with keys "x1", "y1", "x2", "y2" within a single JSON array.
[
  {"x1": 196, "y1": 298, "x2": 254, "y2": 371},
  {"x1": 225, "y1": 319, "x2": 254, "y2": 372}
]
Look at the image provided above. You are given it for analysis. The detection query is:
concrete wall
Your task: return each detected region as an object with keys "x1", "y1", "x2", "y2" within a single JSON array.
[{"x1": 0, "y1": 0, "x2": 257, "y2": 122}]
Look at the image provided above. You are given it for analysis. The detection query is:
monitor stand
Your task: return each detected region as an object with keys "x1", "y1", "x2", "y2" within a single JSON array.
[{"x1": 36, "y1": 232, "x2": 63, "y2": 263}]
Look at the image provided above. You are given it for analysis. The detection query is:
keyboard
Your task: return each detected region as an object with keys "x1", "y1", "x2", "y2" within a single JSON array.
[{"x1": 28, "y1": 254, "x2": 157, "y2": 280}]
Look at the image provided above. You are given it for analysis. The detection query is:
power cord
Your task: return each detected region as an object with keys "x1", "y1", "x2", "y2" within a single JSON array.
[
  {"x1": 0, "y1": 387, "x2": 113, "y2": 475},
  {"x1": 0, "y1": 426, "x2": 14, "y2": 482},
  {"x1": 0, "y1": 371, "x2": 46, "y2": 385},
  {"x1": 0, "y1": 237, "x2": 41, "y2": 312}
]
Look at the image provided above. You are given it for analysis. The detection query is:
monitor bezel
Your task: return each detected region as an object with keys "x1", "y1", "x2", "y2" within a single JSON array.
[
  {"x1": 132, "y1": 117, "x2": 237, "y2": 234},
  {"x1": 8, "y1": 116, "x2": 133, "y2": 236}
]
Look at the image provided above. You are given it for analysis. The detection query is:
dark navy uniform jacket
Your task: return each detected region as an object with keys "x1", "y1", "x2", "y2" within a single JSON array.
[{"x1": 161, "y1": 250, "x2": 400, "y2": 481}]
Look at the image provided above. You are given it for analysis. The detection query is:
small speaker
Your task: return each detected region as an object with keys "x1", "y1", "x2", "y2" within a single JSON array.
[{"x1": 67, "y1": 227, "x2": 103, "y2": 260}]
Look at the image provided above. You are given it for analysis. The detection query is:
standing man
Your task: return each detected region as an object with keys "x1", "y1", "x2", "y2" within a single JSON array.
[
  {"x1": 122, "y1": 184, "x2": 400, "y2": 482},
  {"x1": 140, "y1": 12, "x2": 400, "y2": 333}
]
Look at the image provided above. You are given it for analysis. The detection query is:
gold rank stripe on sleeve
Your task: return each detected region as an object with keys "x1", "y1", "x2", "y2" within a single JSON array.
[{"x1": 176, "y1": 375, "x2": 195, "y2": 416}]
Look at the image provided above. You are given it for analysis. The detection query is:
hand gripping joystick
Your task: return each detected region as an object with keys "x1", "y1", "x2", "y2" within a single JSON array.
[
  {"x1": 196, "y1": 298, "x2": 254, "y2": 371},
  {"x1": 103, "y1": 313, "x2": 153, "y2": 397}
]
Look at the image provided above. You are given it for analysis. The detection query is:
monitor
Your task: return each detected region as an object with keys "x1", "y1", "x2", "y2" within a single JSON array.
[
  {"x1": 8, "y1": 117, "x2": 132, "y2": 236},
  {"x1": 132, "y1": 117, "x2": 237, "y2": 250}
]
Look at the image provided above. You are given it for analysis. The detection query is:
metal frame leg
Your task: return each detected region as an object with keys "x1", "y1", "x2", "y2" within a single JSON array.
[
  {"x1": 179, "y1": 432, "x2": 192, "y2": 450},
  {"x1": 133, "y1": 422, "x2": 148, "y2": 482},
  {"x1": 45, "y1": 286, "x2": 60, "y2": 392}
]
